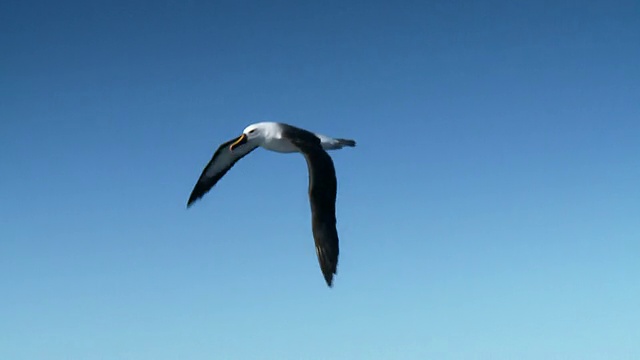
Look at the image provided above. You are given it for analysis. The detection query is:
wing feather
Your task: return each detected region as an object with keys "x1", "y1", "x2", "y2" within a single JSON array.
[
  {"x1": 286, "y1": 128, "x2": 340, "y2": 287},
  {"x1": 187, "y1": 136, "x2": 257, "y2": 207}
]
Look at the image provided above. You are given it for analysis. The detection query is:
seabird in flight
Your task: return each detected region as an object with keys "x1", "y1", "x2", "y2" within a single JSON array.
[{"x1": 187, "y1": 122, "x2": 356, "y2": 287}]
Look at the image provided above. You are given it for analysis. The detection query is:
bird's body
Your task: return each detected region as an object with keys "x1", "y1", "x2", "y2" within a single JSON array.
[
  {"x1": 242, "y1": 122, "x2": 354, "y2": 153},
  {"x1": 187, "y1": 121, "x2": 355, "y2": 287}
]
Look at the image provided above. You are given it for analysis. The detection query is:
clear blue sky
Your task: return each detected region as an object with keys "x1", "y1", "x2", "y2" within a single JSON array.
[{"x1": 1, "y1": 0, "x2": 639, "y2": 359}]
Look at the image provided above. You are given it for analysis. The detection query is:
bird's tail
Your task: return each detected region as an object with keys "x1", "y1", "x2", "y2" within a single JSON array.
[
  {"x1": 317, "y1": 133, "x2": 357, "y2": 150},
  {"x1": 336, "y1": 138, "x2": 356, "y2": 147}
]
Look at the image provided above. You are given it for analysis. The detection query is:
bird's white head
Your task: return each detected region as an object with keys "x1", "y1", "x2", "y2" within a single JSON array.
[{"x1": 229, "y1": 122, "x2": 278, "y2": 152}]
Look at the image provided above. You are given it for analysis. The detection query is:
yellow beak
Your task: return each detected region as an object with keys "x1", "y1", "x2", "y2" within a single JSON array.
[{"x1": 229, "y1": 133, "x2": 247, "y2": 151}]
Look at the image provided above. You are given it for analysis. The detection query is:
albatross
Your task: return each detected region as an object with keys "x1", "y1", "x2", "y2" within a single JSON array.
[{"x1": 186, "y1": 122, "x2": 356, "y2": 287}]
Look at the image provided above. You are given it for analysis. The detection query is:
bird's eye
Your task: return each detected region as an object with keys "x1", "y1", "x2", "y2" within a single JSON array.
[{"x1": 249, "y1": 129, "x2": 256, "y2": 134}]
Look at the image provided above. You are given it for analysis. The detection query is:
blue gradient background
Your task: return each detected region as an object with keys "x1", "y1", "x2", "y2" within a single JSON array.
[{"x1": 1, "y1": 1, "x2": 639, "y2": 359}]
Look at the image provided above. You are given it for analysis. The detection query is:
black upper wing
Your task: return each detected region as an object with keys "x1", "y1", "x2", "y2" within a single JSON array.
[
  {"x1": 187, "y1": 135, "x2": 258, "y2": 207},
  {"x1": 284, "y1": 126, "x2": 340, "y2": 287}
]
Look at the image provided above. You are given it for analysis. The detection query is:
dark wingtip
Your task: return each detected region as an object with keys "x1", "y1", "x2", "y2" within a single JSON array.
[
  {"x1": 324, "y1": 275, "x2": 334, "y2": 287},
  {"x1": 322, "y1": 265, "x2": 338, "y2": 287},
  {"x1": 187, "y1": 181, "x2": 211, "y2": 208},
  {"x1": 186, "y1": 192, "x2": 200, "y2": 208}
]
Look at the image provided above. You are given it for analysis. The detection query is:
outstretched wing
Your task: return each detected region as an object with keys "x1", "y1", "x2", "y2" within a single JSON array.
[
  {"x1": 286, "y1": 127, "x2": 340, "y2": 287},
  {"x1": 187, "y1": 136, "x2": 258, "y2": 207}
]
